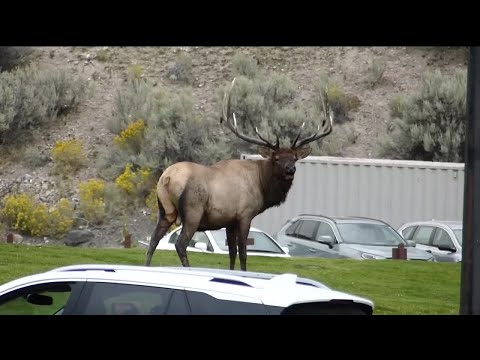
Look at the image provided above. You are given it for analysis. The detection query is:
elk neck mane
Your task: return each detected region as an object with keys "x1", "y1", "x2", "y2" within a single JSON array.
[{"x1": 257, "y1": 159, "x2": 294, "y2": 212}]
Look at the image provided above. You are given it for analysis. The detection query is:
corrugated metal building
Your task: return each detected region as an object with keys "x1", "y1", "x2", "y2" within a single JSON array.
[{"x1": 241, "y1": 154, "x2": 465, "y2": 236}]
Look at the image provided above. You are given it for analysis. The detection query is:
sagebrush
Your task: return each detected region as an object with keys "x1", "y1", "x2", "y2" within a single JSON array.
[
  {"x1": 98, "y1": 77, "x2": 232, "y2": 181},
  {"x1": 0, "y1": 65, "x2": 89, "y2": 144},
  {"x1": 218, "y1": 61, "x2": 359, "y2": 157},
  {"x1": 378, "y1": 69, "x2": 467, "y2": 162}
]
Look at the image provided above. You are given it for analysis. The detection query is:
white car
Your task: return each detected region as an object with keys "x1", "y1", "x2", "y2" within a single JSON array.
[
  {"x1": 398, "y1": 220, "x2": 463, "y2": 262},
  {"x1": 0, "y1": 264, "x2": 374, "y2": 315},
  {"x1": 144, "y1": 226, "x2": 291, "y2": 258}
]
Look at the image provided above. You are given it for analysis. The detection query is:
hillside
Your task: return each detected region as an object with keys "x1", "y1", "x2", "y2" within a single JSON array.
[{"x1": 0, "y1": 46, "x2": 468, "y2": 248}]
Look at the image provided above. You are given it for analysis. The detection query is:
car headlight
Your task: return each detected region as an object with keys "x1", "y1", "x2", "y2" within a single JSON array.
[{"x1": 361, "y1": 252, "x2": 386, "y2": 260}]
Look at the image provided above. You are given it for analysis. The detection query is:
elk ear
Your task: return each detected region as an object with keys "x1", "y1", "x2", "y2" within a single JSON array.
[
  {"x1": 258, "y1": 146, "x2": 274, "y2": 159},
  {"x1": 295, "y1": 146, "x2": 312, "y2": 160}
]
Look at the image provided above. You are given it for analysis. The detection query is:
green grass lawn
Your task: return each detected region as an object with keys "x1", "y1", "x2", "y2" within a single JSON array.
[{"x1": 0, "y1": 244, "x2": 461, "y2": 315}]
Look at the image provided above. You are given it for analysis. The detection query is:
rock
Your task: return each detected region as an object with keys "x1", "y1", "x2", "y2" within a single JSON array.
[{"x1": 64, "y1": 230, "x2": 94, "y2": 247}]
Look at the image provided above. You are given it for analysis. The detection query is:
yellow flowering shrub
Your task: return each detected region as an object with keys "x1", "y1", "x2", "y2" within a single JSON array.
[
  {"x1": 51, "y1": 139, "x2": 87, "y2": 175},
  {"x1": 115, "y1": 163, "x2": 136, "y2": 195},
  {"x1": 0, "y1": 194, "x2": 74, "y2": 238},
  {"x1": 79, "y1": 179, "x2": 106, "y2": 224},
  {"x1": 49, "y1": 198, "x2": 75, "y2": 237},
  {"x1": 115, "y1": 164, "x2": 154, "y2": 199},
  {"x1": 114, "y1": 119, "x2": 145, "y2": 149},
  {"x1": 145, "y1": 188, "x2": 158, "y2": 221}
]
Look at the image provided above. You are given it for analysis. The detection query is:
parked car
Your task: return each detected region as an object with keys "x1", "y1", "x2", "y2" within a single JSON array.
[
  {"x1": 275, "y1": 214, "x2": 435, "y2": 261},
  {"x1": 397, "y1": 220, "x2": 462, "y2": 262},
  {"x1": 141, "y1": 226, "x2": 290, "y2": 258},
  {"x1": 0, "y1": 264, "x2": 374, "y2": 315}
]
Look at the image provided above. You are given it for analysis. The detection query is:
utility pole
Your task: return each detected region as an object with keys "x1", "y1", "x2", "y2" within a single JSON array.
[{"x1": 460, "y1": 47, "x2": 480, "y2": 314}]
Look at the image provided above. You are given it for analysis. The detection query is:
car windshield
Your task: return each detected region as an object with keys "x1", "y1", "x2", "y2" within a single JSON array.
[
  {"x1": 453, "y1": 229, "x2": 463, "y2": 246},
  {"x1": 210, "y1": 230, "x2": 285, "y2": 254},
  {"x1": 336, "y1": 223, "x2": 406, "y2": 246}
]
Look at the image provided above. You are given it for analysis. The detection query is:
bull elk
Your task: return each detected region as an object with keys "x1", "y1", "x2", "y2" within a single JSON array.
[{"x1": 145, "y1": 78, "x2": 333, "y2": 271}]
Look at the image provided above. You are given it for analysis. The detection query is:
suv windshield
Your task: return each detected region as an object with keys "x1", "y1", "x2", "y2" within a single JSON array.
[
  {"x1": 210, "y1": 230, "x2": 284, "y2": 254},
  {"x1": 336, "y1": 223, "x2": 406, "y2": 246}
]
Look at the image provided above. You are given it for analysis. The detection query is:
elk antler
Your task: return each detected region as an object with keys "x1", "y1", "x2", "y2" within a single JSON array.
[
  {"x1": 221, "y1": 78, "x2": 279, "y2": 149},
  {"x1": 290, "y1": 90, "x2": 334, "y2": 149}
]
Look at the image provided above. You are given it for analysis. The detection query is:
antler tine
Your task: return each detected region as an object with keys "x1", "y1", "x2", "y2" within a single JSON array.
[
  {"x1": 255, "y1": 126, "x2": 278, "y2": 148},
  {"x1": 292, "y1": 91, "x2": 334, "y2": 149},
  {"x1": 290, "y1": 122, "x2": 305, "y2": 148},
  {"x1": 221, "y1": 78, "x2": 278, "y2": 149}
]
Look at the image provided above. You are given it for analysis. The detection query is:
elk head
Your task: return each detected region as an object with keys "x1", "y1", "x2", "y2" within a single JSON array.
[{"x1": 221, "y1": 78, "x2": 334, "y2": 182}]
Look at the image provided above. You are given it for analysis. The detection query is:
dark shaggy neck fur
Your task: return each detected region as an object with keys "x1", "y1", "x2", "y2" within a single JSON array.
[{"x1": 257, "y1": 160, "x2": 294, "y2": 213}]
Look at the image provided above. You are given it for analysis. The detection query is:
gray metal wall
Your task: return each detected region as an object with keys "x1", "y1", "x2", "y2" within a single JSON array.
[{"x1": 241, "y1": 154, "x2": 465, "y2": 236}]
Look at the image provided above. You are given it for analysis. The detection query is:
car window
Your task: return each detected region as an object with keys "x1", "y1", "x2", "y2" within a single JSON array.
[
  {"x1": 401, "y1": 226, "x2": 417, "y2": 240},
  {"x1": 0, "y1": 282, "x2": 80, "y2": 315},
  {"x1": 411, "y1": 226, "x2": 435, "y2": 245},
  {"x1": 190, "y1": 231, "x2": 213, "y2": 251},
  {"x1": 292, "y1": 220, "x2": 318, "y2": 240},
  {"x1": 169, "y1": 229, "x2": 213, "y2": 251},
  {"x1": 168, "y1": 229, "x2": 181, "y2": 244},
  {"x1": 285, "y1": 220, "x2": 300, "y2": 236},
  {"x1": 316, "y1": 222, "x2": 336, "y2": 241},
  {"x1": 164, "y1": 289, "x2": 191, "y2": 315},
  {"x1": 186, "y1": 290, "x2": 268, "y2": 315},
  {"x1": 336, "y1": 223, "x2": 405, "y2": 246},
  {"x1": 75, "y1": 282, "x2": 177, "y2": 315},
  {"x1": 432, "y1": 228, "x2": 454, "y2": 249},
  {"x1": 210, "y1": 229, "x2": 284, "y2": 253}
]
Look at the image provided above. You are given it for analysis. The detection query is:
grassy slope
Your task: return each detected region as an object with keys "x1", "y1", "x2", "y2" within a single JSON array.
[{"x1": 0, "y1": 244, "x2": 460, "y2": 315}]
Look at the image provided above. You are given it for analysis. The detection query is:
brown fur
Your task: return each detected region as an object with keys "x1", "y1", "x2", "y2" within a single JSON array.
[{"x1": 145, "y1": 149, "x2": 311, "y2": 270}]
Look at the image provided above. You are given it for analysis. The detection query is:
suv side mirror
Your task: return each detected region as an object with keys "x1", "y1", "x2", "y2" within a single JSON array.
[
  {"x1": 406, "y1": 240, "x2": 416, "y2": 247},
  {"x1": 26, "y1": 293, "x2": 53, "y2": 306},
  {"x1": 317, "y1": 235, "x2": 334, "y2": 249}
]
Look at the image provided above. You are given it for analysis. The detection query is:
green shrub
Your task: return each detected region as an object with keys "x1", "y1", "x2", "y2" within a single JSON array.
[
  {"x1": 98, "y1": 78, "x2": 232, "y2": 181},
  {"x1": 315, "y1": 74, "x2": 361, "y2": 125},
  {"x1": 23, "y1": 146, "x2": 50, "y2": 168},
  {"x1": 378, "y1": 69, "x2": 467, "y2": 162},
  {"x1": 166, "y1": 52, "x2": 194, "y2": 86},
  {"x1": 364, "y1": 58, "x2": 386, "y2": 89},
  {"x1": 0, "y1": 47, "x2": 34, "y2": 71},
  {"x1": 0, "y1": 65, "x2": 89, "y2": 144},
  {"x1": 232, "y1": 53, "x2": 258, "y2": 79},
  {"x1": 216, "y1": 68, "x2": 358, "y2": 157}
]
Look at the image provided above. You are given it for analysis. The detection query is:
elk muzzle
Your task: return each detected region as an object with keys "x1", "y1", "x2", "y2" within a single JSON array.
[{"x1": 284, "y1": 164, "x2": 296, "y2": 180}]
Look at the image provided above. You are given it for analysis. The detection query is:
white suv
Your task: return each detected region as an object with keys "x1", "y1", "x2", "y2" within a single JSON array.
[{"x1": 0, "y1": 264, "x2": 374, "y2": 315}]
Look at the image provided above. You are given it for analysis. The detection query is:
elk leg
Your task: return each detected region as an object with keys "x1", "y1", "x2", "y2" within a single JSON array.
[
  {"x1": 145, "y1": 200, "x2": 173, "y2": 266},
  {"x1": 226, "y1": 225, "x2": 237, "y2": 270},
  {"x1": 237, "y1": 220, "x2": 252, "y2": 271},
  {"x1": 175, "y1": 214, "x2": 202, "y2": 267}
]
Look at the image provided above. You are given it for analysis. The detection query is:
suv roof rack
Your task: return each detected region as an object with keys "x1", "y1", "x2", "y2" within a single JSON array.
[
  {"x1": 50, "y1": 264, "x2": 330, "y2": 290},
  {"x1": 295, "y1": 214, "x2": 388, "y2": 225}
]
